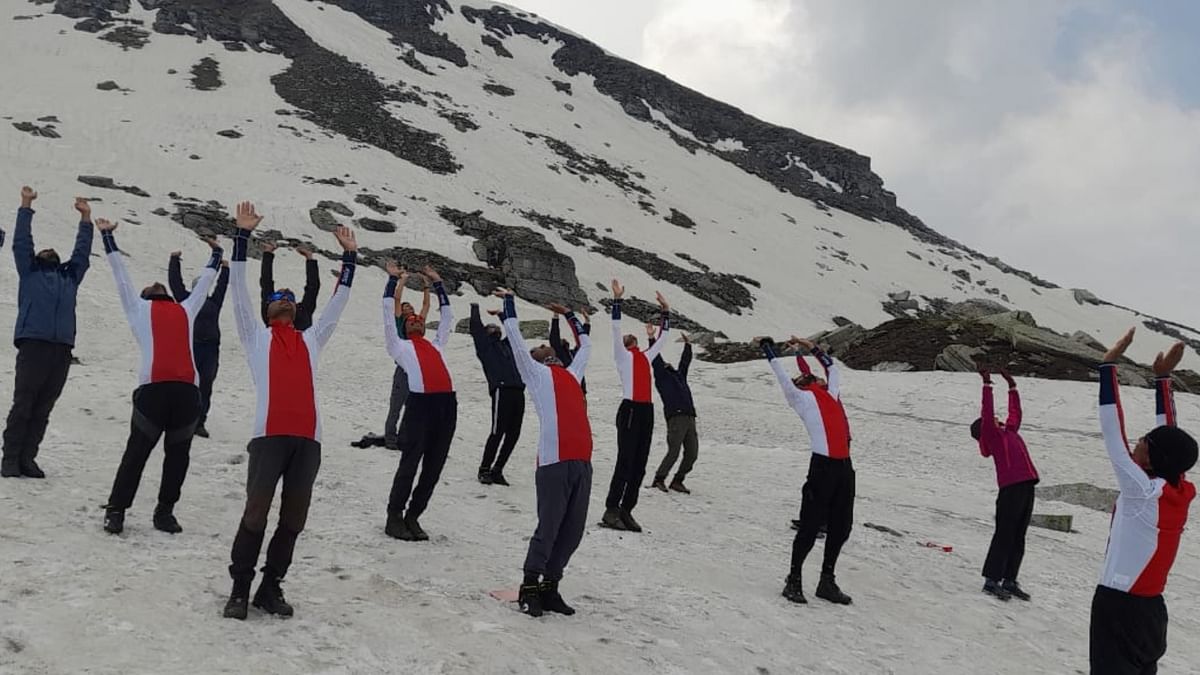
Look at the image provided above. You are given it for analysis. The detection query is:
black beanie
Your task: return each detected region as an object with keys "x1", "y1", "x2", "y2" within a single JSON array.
[{"x1": 1145, "y1": 426, "x2": 1199, "y2": 486}]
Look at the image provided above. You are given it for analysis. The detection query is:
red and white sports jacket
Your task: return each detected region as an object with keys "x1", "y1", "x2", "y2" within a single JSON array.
[
  {"x1": 381, "y1": 276, "x2": 454, "y2": 394},
  {"x1": 230, "y1": 232, "x2": 355, "y2": 443},
  {"x1": 610, "y1": 299, "x2": 668, "y2": 403},
  {"x1": 104, "y1": 231, "x2": 219, "y2": 387},
  {"x1": 1098, "y1": 364, "x2": 1195, "y2": 596},
  {"x1": 765, "y1": 342, "x2": 850, "y2": 459},
  {"x1": 502, "y1": 295, "x2": 591, "y2": 466}
]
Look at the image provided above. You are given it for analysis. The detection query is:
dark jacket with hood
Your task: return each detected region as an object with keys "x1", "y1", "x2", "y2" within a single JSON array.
[
  {"x1": 651, "y1": 340, "x2": 696, "y2": 420},
  {"x1": 12, "y1": 207, "x2": 94, "y2": 347},
  {"x1": 470, "y1": 304, "x2": 524, "y2": 392},
  {"x1": 169, "y1": 255, "x2": 229, "y2": 345}
]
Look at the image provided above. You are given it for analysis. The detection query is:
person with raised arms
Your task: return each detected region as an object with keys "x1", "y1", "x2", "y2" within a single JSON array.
[
  {"x1": 470, "y1": 298, "x2": 526, "y2": 486},
  {"x1": 258, "y1": 241, "x2": 320, "y2": 330},
  {"x1": 2, "y1": 188, "x2": 94, "y2": 479},
  {"x1": 601, "y1": 280, "x2": 670, "y2": 533},
  {"x1": 97, "y1": 219, "x2": 222, "y2": 535},
  {"x1": 381, "y1": 261, "x2": 457, "y2": 542},
  {"x1": 648, "y1": 330, "x2": 699, "y2": 494},
  {"x1": 549, "y1": 305, "x2": 590, "y2": 396},
  {"x1": 1091, "y1": 329, "x2": 1196, "y2": 673},
  {"x1": 168, "y1": 245, "x2": 230, "y2": 439},
  {"x1": 493, "y1": 289, "x2": 592, "y2": 618},
  {"x1": 758, "y1": 335, "x2": 855, "y2": 606},
  {"x1": 221, "y1": 202, "x2": 358, "y2": 621}
]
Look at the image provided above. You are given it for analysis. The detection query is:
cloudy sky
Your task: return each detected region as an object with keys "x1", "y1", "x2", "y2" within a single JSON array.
[{"x1": 510, "y1": 0, "x2": 1200, "y2": 326}]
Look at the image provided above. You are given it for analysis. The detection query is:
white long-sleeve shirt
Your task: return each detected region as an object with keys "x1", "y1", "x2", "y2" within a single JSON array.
[
  {"x1": 381, "y1": 277, "x2": 454, "y2": 394},
  {"x1": 610, "y1": 299, "x2": 668, "y2": 402}
]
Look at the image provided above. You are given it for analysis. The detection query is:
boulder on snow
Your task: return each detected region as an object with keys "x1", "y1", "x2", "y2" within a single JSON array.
[
  {"x1": 888, "y1": 290, "x2": 911, "y2": 302},
  {"x1": 1070, "y1": 331, "x2": 1108, "y2": 352},
  {"x1": 871, "y1": 362, "x2": 915, "y2": 373},
  {"x1": 1037, "y1": 483, "x2": 1118, "y2": 512},
  {"x1": 309, "y1": 208, "x2": 339, "y2": 232},
  {"x1": 934, "y1": 344, "x2": 983, "y2": 372},
  {"x1": 1072, "y1": 289, "x2": 1103, "y2": 306},
  {"x1": 1029, "y1": 514, "x2": 1073, "y2": 533},
  {"x1": 977, "y1": 310, "x2": 1038, "y2": 329},
  {"x1": 945, "y1": 298, "x2": 1008, "y2": 320},
  {"x1": 809, "y1": 322, "x2": 867, "y2": 357}
]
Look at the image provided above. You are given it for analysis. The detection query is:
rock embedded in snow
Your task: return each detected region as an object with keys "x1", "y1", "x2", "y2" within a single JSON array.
[
  {"x1": 934, "y1": 344, "x2": 984, "y2": 372},
  {"x1": 1072, "y1": 288, "x2": 1103, "y2": 305},
  {"x1": 357, "y1": 217, "x2": 397, "y2": 233},
  {"x1": 76, "y1": 175, "x2": 150, "y2": 198},
  {"x1": 216, "y1": 129, "x2": 242, "y2": 139},
  {"x1": 483, "y1": 83, "x2": 516, "y2": 97},
  {"x1": 12, "y1": 121, "x2": 61, "y2": 138},
  {"x1": 189, "y1": 57, "x2": 222, "y2": 91},
  {"x1": 309, "y1": 208, "x2": 339, "y2": 233}
]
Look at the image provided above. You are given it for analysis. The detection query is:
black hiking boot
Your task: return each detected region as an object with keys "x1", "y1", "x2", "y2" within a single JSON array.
[
  {"x1": 815, "y1": 574, "x2": 852, "y2": 605},
  {"x1": 540, "y1": 580, "x2": 576, "y2": 616},
  {"x1": 490, "y1": 471, "x2": 510, "y2": 486},
  {"x1": 223, "y1": 580, "x2": 251, "y2": 620},
  {"x1": 103, "y1": 507, "x2": 125, "y2": 535},
  {"x1": 983, "y1": 579, "x2": 1012, "y2": 601},
  {"x1": 782, "y1": 573, "x2": 807, "y2": 604},
  {"x1": 404, "y1": 514, "x2": 429, "y2": 541},
  {"x1": 478, "y1": 468, "x2": 493, "y2": 485},
  {"x1": 20, "y1": 459, "x2": 45, "y2": 479},
  {"x1": 1, "y1": 457, "x2": 21, "y2": 478},
  {"x1": 193, "y1": 424, "x2": 210, "y2": 439},
  {"x1": 651, "y1": 477, "x2": 668, "y2": 493},
  {"x1": 385, "y1": 512, "x2": 414, "y2": 540},
  {"x1": 252, "y1": 576, "x2": 294, "y2": 617},
  {"x1": 619, "y1": 510, "x2": 643, "y2": 533},
  {"x1": 519, "y1": 583, "x2": 544, "y2": 617},
  {"x1": 669, "y1": 479, "x2": 690, "y2": 494},
  {"x1": 1002, "y1": 580, "x2": 1031, "y2": 602},
  {"x1": 153, "y1": 505, "x2": 182, "y2": 534},
  {"x1": 599, "y1": 509, "x2": 627, "y2": 530}
]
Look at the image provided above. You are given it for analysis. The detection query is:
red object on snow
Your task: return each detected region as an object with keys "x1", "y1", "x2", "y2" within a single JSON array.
[{"x1": 919, "y1": 541, "x2": 953, "y2": 553}]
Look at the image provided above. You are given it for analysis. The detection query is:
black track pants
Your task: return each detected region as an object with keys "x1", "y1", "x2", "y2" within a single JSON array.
[
  {"x1": 981, "y1": 480, "x2": 1036, "y2": 581},
  {"x1": 106, "y1": 382, "x2": 201, "y2": 511},
  {"x1": 791, "y1": 454, "x2": 855, "y2": 577},
  {"x1": 605, "y1": 400, "x2": 655, "y2": 513},
  {"x1": 480, "y1": 387, "x2": 525, "y2": 473},
  {"x1": 387, "y1": 392, "x2": 458, "y2": 519},
  {"x1": 1090, "y1": 585, "x2": 1167, "y2": 675}
]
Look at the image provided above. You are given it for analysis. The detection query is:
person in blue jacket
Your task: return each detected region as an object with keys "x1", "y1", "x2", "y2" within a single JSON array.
[
  {"x1": 2, "y1": 187, "x2": 94, "y2": 478},
  {"x1": 648, "y1": 330, "x2": 699, "y2": 494},
  {"x1": 169, "y1": 245, "x2": 230, "y2": 439}
]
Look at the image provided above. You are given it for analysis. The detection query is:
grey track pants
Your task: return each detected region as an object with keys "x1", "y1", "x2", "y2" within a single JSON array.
[{"x1": 523, "y1": 460, "x2": 592, "y2": 581}]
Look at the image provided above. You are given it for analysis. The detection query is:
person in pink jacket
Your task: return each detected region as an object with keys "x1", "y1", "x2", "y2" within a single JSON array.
[{"x1": 971, "y1": 368, "x2": 1039, "y2": 602}]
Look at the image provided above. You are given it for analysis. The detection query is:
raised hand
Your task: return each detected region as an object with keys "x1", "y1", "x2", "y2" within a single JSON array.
[
  {"x1": 333, "y1": 225, "x2": 357, "y2": 252},
  {"x1": 260, "y1": 241, "x2": 276, "y2": 254},
  {"x1": 297, "y1": 245, "x2": 314, "y2": 260},
  {"x1": 677, "y1": 333, "x2": 690, "y2": 344},
  {"x1": 790, "y1": 335, "x2": 816, "y2": 351},
  {"x1": 20, "y1": 186, "x2": 37, "y2": 208},
  {"x1": 235, "y1": 201, "x2": 263, "y2": 231},
  {"x1": 578, "y1": 306, "x2": 591, "y2": 321},
  {"x1": 611, "y1": 279, "x2": 624, "y2": 299},
  {"x1": 978, "y1": 367, "x2": 992, "y2": 384},
  {"x1": 220, "y1": 259, "x2": 230, "y2": 269},
  {"x1": 95, "y1": 218, "x2": 117, "y2": 233},
  {"x1": 1153, "y1": 341, "x2": 1186, "y2": 377},
  {"x1": 645, "y1": 322, "x2": 657, "y2": 338},
  {"x1": 655, "y1": 291, "x2": 669, "y2": 311},
  {"x1": 74, "y1": 197, "x2": 92, "y2": 221},
  {"x1": 170, "y1": 250, "x2": 182, "y2": 258},
  {"x1": 1103, "y1": 327, "x2": 1135, "y2": 363},
  {"x1": 547, "y1": 302, "x2": 570, "y2": 315},
  {"x1": 493, "y1": 287, "x2": 514, "y2": 298},
  {"x1": 486, "y1": 308, "x2": 502, "y2": 317},
  {"x1": 203, "y1": 235, "x2": 220, "y2": 250},
  {"x1": 1000, "y1": 369, "x2": 1017, "y2": 388},
  {"x1": 385, "y1": 260, "x2": 402, "y2": 277},
  {"x1": 422, "y1": 265, "x2": 441, "y2": 283}
]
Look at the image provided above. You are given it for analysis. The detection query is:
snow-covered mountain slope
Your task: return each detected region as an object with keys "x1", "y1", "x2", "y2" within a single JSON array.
[{"x1": 2, "y1": 0, "x2": 1197, "y2": 369}]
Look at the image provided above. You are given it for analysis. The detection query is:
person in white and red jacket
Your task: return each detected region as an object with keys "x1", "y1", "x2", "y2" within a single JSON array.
[
  {"x1": 601, "y1": 279, "x2": 669, "y2": 533},
  {"x1": 97, "y1": 218, "x2": 222, "y2": 536},
  {"x1": 494, "y1": 290, "x2": 593, "y2": 618},
  {"x1": 381, "y1": 261, "x2": 457, "y2": 543},
  {"x1": 1091, "y1": 329, "x2": 1196, "y2": 674},
  {"x1": 760, "y1": 335, "x2": 854, "y2": 607},
  {"x1": 222, "y1": 202, "x2": 358, "y2": 621},
  {"x1": 972, "y1": 368, "x2": 1039, "y2": 602}
]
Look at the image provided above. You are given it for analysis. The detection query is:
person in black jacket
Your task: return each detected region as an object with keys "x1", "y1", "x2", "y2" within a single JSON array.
[
  {"x1": 470, "y1": 303, "x2": 526, "y2": 485},
  {"x1": 648, "y1": 330, "x2": 699, "y2": 494},
  {"x1": 168, "y1": 246, "x2": 229, "y2": 439},
  {"x1": 549, "y1": 307, "x2": 590, "y2": 396},
  {"x1": 258, "y1": 241, "x2": 319, "y2": 331}
]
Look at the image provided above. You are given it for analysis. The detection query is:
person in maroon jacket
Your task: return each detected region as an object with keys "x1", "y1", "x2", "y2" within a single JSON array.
[{"x1": 971, "y1": 368, "x2": 1039, "y2": 602}]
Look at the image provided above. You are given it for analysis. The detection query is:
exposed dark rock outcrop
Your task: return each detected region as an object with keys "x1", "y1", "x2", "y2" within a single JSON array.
[
  {"x1": 357, "y1": 217, "x2": 396, "y2": 233},
  {"x1": 438, "y1": 207, "x2": 590, "y2": 309},
  {"x1": 520, "y1": 210, "x2": 755, "y2": 313},
  {"x1": 12, "y1": 121, "x2": 60, "y2": 138},
  {"x1": 664, "y1": 208, "x2": 696, "y2": 230},
  {"x1": 216, "y1": 129, "x2": 243, "y2": 139},
  {"x1": 480, "y1": 34, "x2": 512, "y2": 59},
  {"x1": 355, "y1": 194, "x2": 397, "y2": 215},
  {"x1": 522, "y1": 131, "x2": 649, "y2": 196},
  {"x1": 483, "y1": 82, "x2": 515, "y2": 97},
  {"x1": 100, "y1": 25, "x2": 150, "y2": 50},
  {"x1": 77, "y1": 175, "x2": 150, "y2": 198},
  {"x1": 318, "y1": 201, "x2": 354, "y2": 217},
  {"x1": 190, "y1": 56, "x2": 222, "y2": 91}
]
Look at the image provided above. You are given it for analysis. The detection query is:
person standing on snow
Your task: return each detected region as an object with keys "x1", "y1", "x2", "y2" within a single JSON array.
[
  {"x1": 648, "y1": 330, "x2": 699, "y2": 494},
  {"x1": 2, "y1": 188, "x2": 94, "y2": 479},
  {"x1": 381, "y1": 271, "x2": 430, "y2": 451},
  {"x1": 258, "y1": 241, "x2": 320, "y2": 331},
  {"x1": 98, "y1": 220, "x2": 222, "y2": 535},
  {"x1": 470, "y1": 301, "x2": 526, "y2": 486},
  {"x1": 971, "y1": 368, "x2": 1038, "y2": 602},
  {"x1": 221, "y1": 202, "x2": 358, "y2": 621},
  {"x1": 1090, "y1": 329, "x2": 1196, "y2": 674},
  {"x1": 601, "y1": 280, "x2": 670, "y2": 533},
  {"x1": 493, "y1": 291, "x2": 593, "y2": 618},
  {"x1": 382, "y1": 262, "x2": 457, "y2": 542},
  {"x1": 759, "y1": 335, "x2": 854, "y2": 606},
  {"x1": 168, "y1": 246, "x2": 230, "y2": 439}
]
